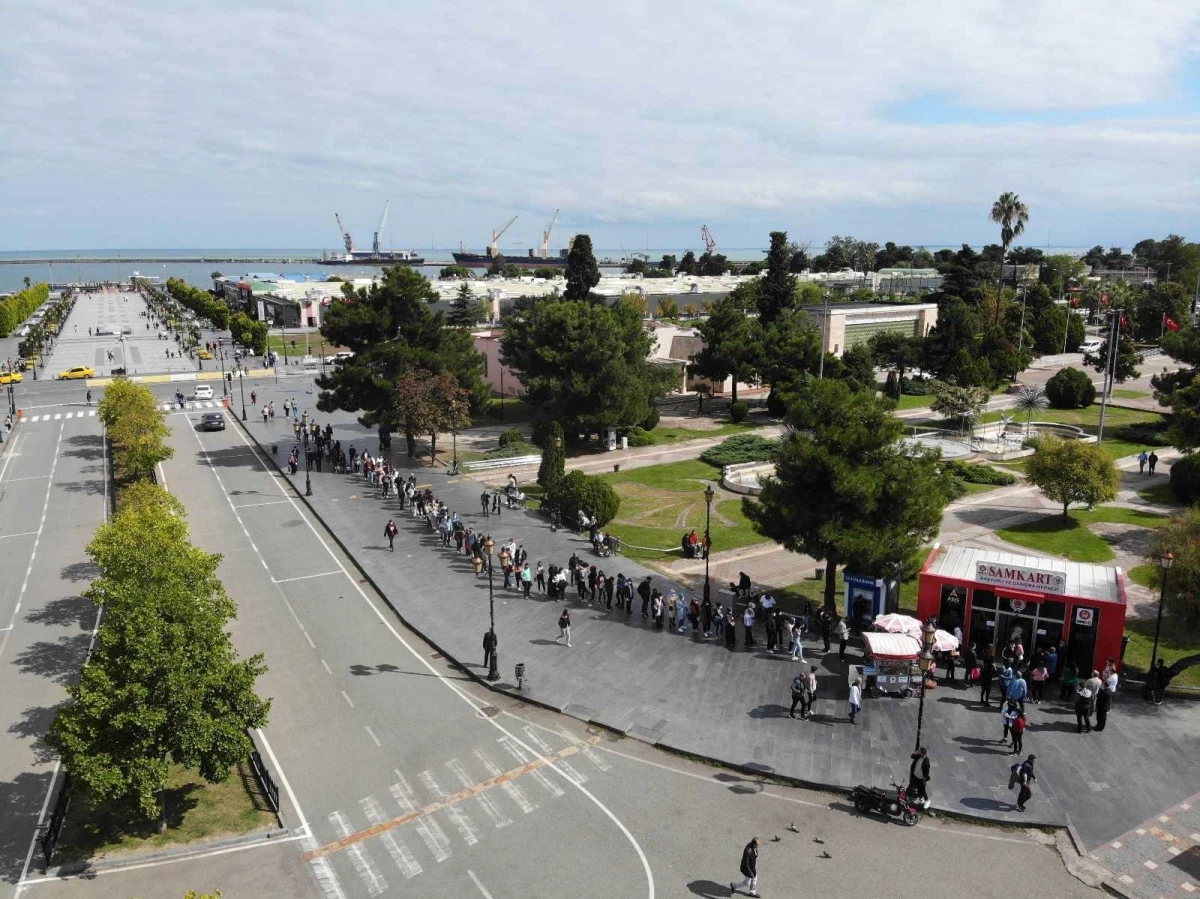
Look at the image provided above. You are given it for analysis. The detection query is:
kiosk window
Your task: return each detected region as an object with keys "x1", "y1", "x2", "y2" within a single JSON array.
[
  {"x1": 939, "y1": 585, "x2": 965, "y2": 632},
  {"x1": 973, "y1": 590, "x2": 997, "y2": 610},
  {"x1": 1040, "y1": 600, "x2": 1066, "y2": 622}
]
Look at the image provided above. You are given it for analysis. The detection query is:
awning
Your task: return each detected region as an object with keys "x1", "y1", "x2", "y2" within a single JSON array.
[{"x1": 863, "y1": 631, "x2": 921, "y2": 662}]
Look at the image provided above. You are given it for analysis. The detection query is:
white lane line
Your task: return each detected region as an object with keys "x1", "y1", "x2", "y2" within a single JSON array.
[
  {"x1": 0, "y1": 530, "x2": 40, "y2": 539},
  {"x1": 391, "y1": 773, "x2": 452, "y2": 863},
  {"x1": 523, "y1": 726, "x2": 587, "y2": 784},
  {"x1": 0, "y1": 422, "x2": 65, "y2": 666},
  {"x1": 468, "y1": 869, "x2": 496, "y2": 899},
  {"x1": 499, "y1": 737, "x2": 564, "y2": 798},
  {"x1": 364, "y1": 726, "x2": 382, "y2": 747},
  {"x1": 0, "y1": 430, "x2": 23, "y2": 483},
  {"x1": 418, "y1": 769, "x2": 479, "y2": 846},
  {"x1": 3, "y1": 476, "x2": 49, "y2": 483},
  {"x1": 224, "y1": 417, "x2": 655, "y2": 898},
  {"x1": 234, "y1": 499, "x2": 293, "y2": 509},
  {"x1": 329, "y1": 810, "x2": 387, "y2": 896},
  {"x1": 272, "y1": 570, "x2": 341, "y2": 583},
  {"x1": 340, "y1": 690, "x2": 355, "y2": 709},
  {"x1": 447, "y1": 758, "x2": 511, "y2": 829},
  {"x1": 360, "y1": 795, "x2": 422, "y2": 880},
  {"x1": 473, "y1": 748, "x2": 535, "y2": 815},
  {"x1": 156, "y1": 461, "x2": 169, "y2": 492},
  {"x1": 321, "y1": 658, "x2": 333, "y2": 675}
]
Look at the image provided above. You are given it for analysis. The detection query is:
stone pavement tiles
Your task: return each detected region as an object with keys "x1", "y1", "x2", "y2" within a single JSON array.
[
  {"x1": 234, "y1": 384, "x2": 1200, "y2": 850},
  {"x1": 1091, "y1": 793, "x2": 1200, "y2": 898}
]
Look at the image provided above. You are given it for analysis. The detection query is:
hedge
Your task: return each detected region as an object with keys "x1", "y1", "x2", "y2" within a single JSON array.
[
  {"x1": 1170, "y1": 454, "x2": 1200, "y2": 504},
  {"x1": 0, "y1": 283, "x2": 50, "y2": 336},
  {"x1": 699, "y1": 434, "x2": 780, "y2": 467},
  {"x1": 942, "y1": 460, "x2": 1017, "y2": 486}
]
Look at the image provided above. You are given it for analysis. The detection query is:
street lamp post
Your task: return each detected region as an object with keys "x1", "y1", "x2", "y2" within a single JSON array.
[
  {"x1": 1145, "y1": 552, "x2": 1174, "y2": 700},
  {"x1": 304, "y1": 443, "x2": 313, "y2": 497},
  {"x1": 219, "y1": 346, "x2": 228, "y2": 396},
  {"x1": 913, "y1": 619, "x2": 937, "y2": 752},
  {"x1": 702, "y1": 484, "x2": 715, "y2": 604},
  {"x1": 484, "y1": 537, "x2": 500, "y2": 681},
  {"x1": 449, "y1": 428, "x2": 459, "y2": 476},
  {"x1": 238, "y1": 366, "x2": 248, "y2": 421}
]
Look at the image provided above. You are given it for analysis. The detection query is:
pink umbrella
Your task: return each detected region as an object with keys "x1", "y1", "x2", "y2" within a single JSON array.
[
  {"x1": 873, "y1": 613, "x2": 923, "y2": 639},
  {"x1": 931, "y1": 629, "x2": 960, "y2": 652}
]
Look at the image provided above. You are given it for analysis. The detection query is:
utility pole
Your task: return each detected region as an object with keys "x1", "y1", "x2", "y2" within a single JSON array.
[{"x1": 1097, "y1": 311, "x2": 1119, "y2": 443}]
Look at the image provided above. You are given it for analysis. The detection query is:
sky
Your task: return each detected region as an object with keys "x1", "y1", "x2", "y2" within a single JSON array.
[{"x1": 2, "y1": 0, "x2": 1199, "y2": 253}]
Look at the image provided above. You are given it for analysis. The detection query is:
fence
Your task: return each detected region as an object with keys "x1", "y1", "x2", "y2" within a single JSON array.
[
  {"x1": 248, "y1": 749, "x2": 280, "y2": 815},
  {"x1": 38, "y1": 773, "x2": 71, "y2": 868},
  {"x1": 463, "y1": 454, "x2": 541, "y2": 472}
]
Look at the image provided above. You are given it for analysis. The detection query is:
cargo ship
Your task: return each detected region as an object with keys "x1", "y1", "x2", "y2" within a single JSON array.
[
  {"x1": 452, "y1": 210, "x2": 566, "y2": 269},
  {"x1": 324, "y1": 202, "x2": 423, "y2": 266}
]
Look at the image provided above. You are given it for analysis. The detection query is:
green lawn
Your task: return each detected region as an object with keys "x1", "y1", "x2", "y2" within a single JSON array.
[
  {"x1": 997, "y1": 506, "x2": 1169, "y2": 563},
  {"x1": 265, "y1": 333, "x2": 340, "y2": 357},
  {"x1": 959, "y1": 481, "x2": 1000, "y2": 496},
  {"x1": 1123, "y1": 615, "x2": 1200, "y2": 688},
  {"x1": 647, "y1": 421, "x2": 765, "y2": 446},
  {"x1": 598, "y1": 459, "x2": 768, "y2": 560},
  {"x1": 1127, "y1": 563, "x2": 1161, "y2": 589},
  {"x1": 892, "y1": 394, "x2": 932, "y2": 410},
  {"x1": 1111, "y1": 389, "x2": 1149, "y2": 399},
  {"x1": 53, "y1": 763, "x2": 277, "y2": 865},
  {"x1": 1137, "y1": 482, "x2": 1178, "y2": 505}
]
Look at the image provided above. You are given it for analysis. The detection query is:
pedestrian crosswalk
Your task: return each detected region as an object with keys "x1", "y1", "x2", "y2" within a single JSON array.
[
  {"x1": 16, "y1": 410, "x2": 97, "y2": 423},
  {"x1": 160, "y1": 401, "x2": 223, "y2": 411},
  {"x1": 309, "y1": 727, "x2": 610, "y2": 898}
]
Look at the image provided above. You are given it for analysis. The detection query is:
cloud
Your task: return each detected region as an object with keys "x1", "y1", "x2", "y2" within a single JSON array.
[{"x1": 2, "y1": 0, "x2": 1199, "y2": 250}]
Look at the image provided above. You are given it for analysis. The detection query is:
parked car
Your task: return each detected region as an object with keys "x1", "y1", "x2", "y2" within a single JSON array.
[
  {"x1": 200, "y1": 412, "x2": 225, "y2": 431},
  {"x1": 57, "y1": 366, "x2": 95, "y2": 380}
]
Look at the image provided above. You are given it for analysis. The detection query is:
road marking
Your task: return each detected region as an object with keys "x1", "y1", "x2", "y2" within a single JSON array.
[
  {"x1": 321, "y1": 658, "x2": 333, "y2": 675},
  {"x1": 156, "y1": 461, "x2": 168, "y2": 492},
  {"x1": 234, "y1": 499, "x2": 292, "y2": 509},
  {"x1": 0, "y1": 431, "x2": 23, "y2": 483},
  {"x1": 555, "y1": 726, "x2": 612, "y2": 772},
  {"x1": 4, "y1": 476, "x2": 50, "y2": 483},
  {"x1": 468, "y1": 869, "x2": 496, "y2": 899},
  {"x1": 272, "y1": 570, "x2": 342, "y2": 583},
  {"x1": 53, "y1": 413, "x2": 61, "y2": 420},
  {"x1": 226, "y1": 419, "x2": 654, "y2": 896},
  {"x1": 524, "y1": 725, "x2": 587, "y2": 784},
  {"x1": 448, "y1": 757, "x2": 511, "y2": 829},
  {"x1": 365, "y1": 726, "x2": 382, "y2": 747},
  {"x1": 473, "y1": 747, "x2": 535, "y2": 814},
  {"x1": 329, "y1": 810, "x2": 387, "y2": 896},
  {"x1": 419, "y1": 769, "x2": 479, "y2": 846},
  {"x1": 391, "y1": 772, "x2": 452, "y2": 864},
  {"x1": 340, "y1": 690, "x2": 355, "y2": 709},
  {"x1": 360, "y1": 795, "x2": 422, "y2": 880},
  {"x1": 0, "y1": 530, "x2": 39, "y2": 539},
  {"x1": 499, "y1": 736, "x2": 564, "y2": 797},
  {"x1": 304, "y1": 738, "x2": 599, "y2": 862}
]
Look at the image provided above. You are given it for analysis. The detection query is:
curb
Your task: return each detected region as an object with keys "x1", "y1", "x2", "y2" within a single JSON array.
[{"x1": 45, "y1": 826, "x2": 291, "y2": 879}]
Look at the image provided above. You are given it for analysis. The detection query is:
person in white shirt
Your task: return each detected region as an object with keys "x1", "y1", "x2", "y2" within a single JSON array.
[
  {"x1": 1096, "y1": 666, "x2": 1119, "y2": 731},
  {"x1": 848, "y1": 678, "x2": 863, "y2": 724}
]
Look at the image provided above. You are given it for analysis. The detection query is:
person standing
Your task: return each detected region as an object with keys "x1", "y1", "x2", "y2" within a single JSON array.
[
  {"x1": 1060, "y1": 659, "x2": 1079, "y2": 700},
  {"x1": 1011, "y1": 710, "x2": 1026, "y2": 755},
  {"x1": 743, "y1": 603, "x2": 756, "y2": 648},
  {"x1": 1149, "y1": 451, "x2": 1159, "y2": 474},
  {"x1": 835, "y1": 616, "x2": 850, "y2": 662},
  {"x1": 482, "y1": 630, "x2": 497, "y2": 669},
  {"x1": 1095, "y1": 669, "x2": 1117, "y2": 731},
  {"x1": 731, "y1": 837, "x2": 760, "y2": 898},
  {"x1": 1030, "y1": 660, "x2": 1048, "y2": 703},
  {"x1": 848, "y1": 677, "x2": 862, "y2": 724},
  {"x1": 521, "y1": 562, "x2": 533, "y2": 598},
  {"x1": 803, "y1": 666, "x2": 818, "y2": 720},
  {"x1": 480, "y1": 490, "x2": 490, "y2": 517},
  {"x1": 384, "y1": 518, "x2": 398, "y2": 551},
  {"x1": 820, "y1": 609, "x2": 832, "y2": 653},
  {"x1": 791, "y1": 620, "x2": 806, "y2": 662},
  {"x1": 979, "y1": 655, "x2": 995, "y2": 706},
  {"x1": 1074, "y1": 684, "x2": 1093, "y2": 733},
  {"x1": 789, "y1": 672, "x2": 806, "y2": 719},
  {"x1": 535, "y1": 561, "x2": 546, "y2": 593},
  {"x1": 908, "y1": 747, "x2": 930, "y2": 808},
  {"x1": 1014, "y1": 754, "x2": 1036, "y2": 812},
  {"x1": 1006, "y1": 668, "x2": 1028, "y2": 712},
  {"x1": 1084, "y1": 669, "x2": 1103, "y2": 721},
  {"x1": 556, "y1": 608, "x2": 571, "y2": 647}
]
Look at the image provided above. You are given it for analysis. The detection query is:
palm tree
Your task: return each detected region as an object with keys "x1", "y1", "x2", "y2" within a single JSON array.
[
  {"x1": 1013, "y1": 384, "x2": 1048, "y2": 435},
  {"x1": 989, "y1": 192, "x2": 1030, "y2": 322}
]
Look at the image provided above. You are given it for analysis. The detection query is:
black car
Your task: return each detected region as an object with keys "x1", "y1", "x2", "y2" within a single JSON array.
[{"x1": 200, "y1": 412, "x2": 225, "y2": 431}]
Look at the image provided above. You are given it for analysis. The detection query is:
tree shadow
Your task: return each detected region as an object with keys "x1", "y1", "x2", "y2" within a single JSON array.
[
  {"x1": 63, "y1": 434, "x2": 104, "y2": 461},
  {"x1": 26, "y1": 595, "x2": 93, "y2": 627},
  {"x1": 14, "y1": 633, "x2": 92, "y2": 684},
  {"x1": 0, "y1": 770, "x2": 59, "y2": 884},
  {"x1": 7, "y1": 705, "x2": 61, "y2": 764},
  {"x1": 56, "y1": 479, "x2": 106, "y2": 497},
  {"x1": 59, "y1": 561, "x2": 99, "y2": 584},
  {"x1": 194, "y1": 447, "x2": 263, "y2": 470}
]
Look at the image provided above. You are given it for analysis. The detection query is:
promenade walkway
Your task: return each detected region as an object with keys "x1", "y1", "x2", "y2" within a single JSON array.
[{"x1": 233, "y1": 379, "x2": 1200, "y2": 851}]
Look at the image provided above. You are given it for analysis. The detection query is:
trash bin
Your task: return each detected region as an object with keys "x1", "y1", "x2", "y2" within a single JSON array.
[{"x1": 621, "y1": 436, "x2": 628, "y2": 450}]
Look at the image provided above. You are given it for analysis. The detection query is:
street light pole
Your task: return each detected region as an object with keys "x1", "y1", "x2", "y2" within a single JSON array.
[
  {"x1": 484, "y1": 537, "x2": 500, "y2": 681},
  {"x1": 219, "y1": 346, "x2": 228, "y2": 396},
  {"x1": 1145, "y1": 552, "x2": 1174, "y2": 699},
  {"x1": 238, "y1": 367, "x2": 247, "y2": 421},
  {"x1": 702, "y1": 484, "x2": 714, "y2": 604},
  {"x1": 304, "y1": 443, "x2": 313, "y2": 497},
  {"x1": 914, "y1": 619, "x2": 937, "y2": 752}
]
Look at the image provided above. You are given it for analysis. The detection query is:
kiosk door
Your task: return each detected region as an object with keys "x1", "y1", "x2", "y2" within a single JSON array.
[{"x1": 1068, "y1": 606, "x2": 1100, "y2": 672}]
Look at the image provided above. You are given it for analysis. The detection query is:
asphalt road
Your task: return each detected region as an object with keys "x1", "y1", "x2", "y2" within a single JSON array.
[{"x1": 7, "y1": 398, "x2": 1099, "y2": 899}]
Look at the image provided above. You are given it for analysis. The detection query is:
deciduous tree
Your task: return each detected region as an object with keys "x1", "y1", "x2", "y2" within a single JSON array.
[{"x1": 1026, "y1": 436, "x2": 1118, "y2": 518}]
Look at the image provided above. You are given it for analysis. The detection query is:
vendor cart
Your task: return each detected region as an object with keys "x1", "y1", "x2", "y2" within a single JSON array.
[{"x1": 861, "y1": 631, "x2": 923, "y2": 697}]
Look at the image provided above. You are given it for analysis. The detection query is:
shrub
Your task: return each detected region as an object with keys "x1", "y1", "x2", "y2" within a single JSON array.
[
  {"x1": 624, "y1": 426, "x2": 656, "y2": 447},
  {"x1": 900, "y1": 377, "x2": 928, "y2": 396},
  {"x1": 484, "y1": 440, "x2": 539, "y2": 459},
  {"x1": 766, "y1": 388, "x2": 787, "y2": 419},
  {"x1": 730, "y1": 401, "x2": 750, "y2": 423},
  {"x1": 1170, "y1": 454, "x2": 1200, "y2": 504},
  {"x1": 883, "y1": 371, "x2": 899, "y2": 400},
  {"x1": 1045, "y1": 367, "x2": 1096, "y2": 409},
  {"x1": 548, "y1": 470, "x2": 620, "y2": 526},
  {"x1": 1112, "y1": 420, "x2": 1172, "y2": 447},
  {"x1": 941, "y1": 460, "x2": 1017, "y2": 486},
  {"x1": 700, "y1": 434, "x2": 780, "y2": 467},
  {"x1": 641, "y1": 406, "x2": 660, "y2": 431},
  {"x1": 497, "y1": 427, "x2": 524, "y2": 448}
]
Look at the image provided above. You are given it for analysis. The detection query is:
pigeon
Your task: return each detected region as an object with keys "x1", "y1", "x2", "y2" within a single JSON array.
[
  {"x1": 813, "y1": 837, "x2": 825, "y2": 844},
  {"x1": 819, "y1": 850, "x2": 832, "y2": 859},
  {"x1": 770, "y1": 835, "x2": 781, "y2": 843},
  {"x1": 787, "y1": 823, "x2": 800, "y2": 833}
]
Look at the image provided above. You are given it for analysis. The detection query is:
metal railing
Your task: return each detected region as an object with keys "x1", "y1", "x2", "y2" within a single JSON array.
[
  {"x1": 248, "y1": 749, "x2": 280, "y2": 815},
  {"x1": 39, "y1": 774, "x2": 71, "y2": 868},
  {"x1": 463, "y1": 454, "x2": 542, "y2": 472}
]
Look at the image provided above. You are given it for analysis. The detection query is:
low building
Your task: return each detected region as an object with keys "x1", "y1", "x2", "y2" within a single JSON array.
[
  {"x1": 213, "y1": 273, "x2": 373, "y2": 328},
  {"x1": 803, "y1": 301, "x2": 939, "y2": 357},
  {"x1": 472, "y1": 330, "x2": 526, "y2": 399},
  {"x1": 872, "y1": 268, "x2": 943, "y2": 295},
  {"x1": 644, "y1": 321, "x2": 758, "y2": 396}
]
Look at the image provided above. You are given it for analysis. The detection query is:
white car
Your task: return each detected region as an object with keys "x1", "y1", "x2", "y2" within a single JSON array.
[
  {"x1": 1080, "y1": 339, "x2": 1103, "y2": 355},
  {"x1": 193, "y1": 384, "x2": 214, "y2": 400}
]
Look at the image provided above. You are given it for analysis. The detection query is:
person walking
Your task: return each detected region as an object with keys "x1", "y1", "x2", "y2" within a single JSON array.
[
  {"x1": 480, "y1": 490, "x2": 490, "y2": 517},
  {"x1": 835, "y1": 616, "x2": 850, "y2": 662},
  {"x1": 1006, "y1": 668, "x2": 1028, "y2": 712},
  {"x1": 791, "y1": 620, "x2": 805, "y2": 662},
  {"x1": 1013, "y1": 754, "x2": 1036, "y2": 812},
  {"x1": 482, "y1": 630, "x2": 497, "y2": 669},
  {"x1": 731, "y1": 837, "x2": 760, "y2": 898},
  {"x1": 556, "y1": 608, "x2": 571, "y2": 647},
  {"x1": 789, "y1": 672, "x2": 806, "y2": 719},
  {"x1": 1149, "y1": 451, "x2": 1159, "y2": 474},
  {"x1": 908, "y1": 747, "x2": 930, "y2": 809},
  {"x1": 384, "y1": 518, "x2": 398, "y2": 551},
  {"x1": 1010, "y1": 710, "x2": 1026, "y2": 755},
  {"x1": 848, "y1": 677, "x2": 862, "y2": 724},
  {"x1": 1138, "y1": 449, "x2": 1148, "y2": 474},
  {"x1": 1059, "y1": 659, "x2": 1079, "y2": 701},
  {"x1": 86, "y1": 389, "x2": 92, "y2": 406}
]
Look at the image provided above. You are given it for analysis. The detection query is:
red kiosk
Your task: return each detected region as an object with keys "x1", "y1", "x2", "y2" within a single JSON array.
[{"x1": 917, "y1": 544, "x2": 1126, "y2": 673}]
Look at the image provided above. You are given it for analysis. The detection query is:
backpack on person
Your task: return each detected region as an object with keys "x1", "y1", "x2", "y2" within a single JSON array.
[{"x1": 1009, "y1": 762, "x2": 1021, "y2": 790}]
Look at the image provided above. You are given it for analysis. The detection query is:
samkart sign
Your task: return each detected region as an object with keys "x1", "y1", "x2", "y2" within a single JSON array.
[{"x1": 974, "y1": 562, "x2": 1066, "y2": 596}]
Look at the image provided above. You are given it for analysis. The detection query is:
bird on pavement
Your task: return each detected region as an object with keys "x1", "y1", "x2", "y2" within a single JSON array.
[{"x1": 787, "y1": 823, "x2": 799, "y2": 833}]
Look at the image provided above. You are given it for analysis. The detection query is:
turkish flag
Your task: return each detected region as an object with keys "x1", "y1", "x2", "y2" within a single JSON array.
[
  {"x1": 1165, "y1": 314, "x2": 1181, "y2": 332},
  {"x1": 1120, "y1": 314, "x2": 1128, "y2": 329}
]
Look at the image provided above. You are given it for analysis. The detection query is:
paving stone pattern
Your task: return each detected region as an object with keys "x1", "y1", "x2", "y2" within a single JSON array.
[
  {"x1": 239, "y1": 386, "x2": 1200, "y2": 851},
  {"x1": 1091, "y1": 794, "x2": 1200, "y2": 897}
]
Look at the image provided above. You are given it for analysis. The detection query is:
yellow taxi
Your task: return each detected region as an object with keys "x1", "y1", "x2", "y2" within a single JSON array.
[
  {"x1": 197, "y1": 348, "x2": 213, "y2": 360},
  {"x1": 0, "y1": 371, "x2": 22, "y2": 385},
  {"x1": 57, "y1": 366, "x2": 95, "y2": 380}
]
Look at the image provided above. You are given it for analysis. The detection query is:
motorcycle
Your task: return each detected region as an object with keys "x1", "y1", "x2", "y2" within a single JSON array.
[{"x1": 849, "y1": 781, "x2": 921, "y2": 826}]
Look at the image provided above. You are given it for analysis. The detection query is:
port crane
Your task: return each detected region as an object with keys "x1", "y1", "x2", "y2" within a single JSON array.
[
  {"x1": 490, "y1": 215, "x2": 518, "y2": 257},
  {"x1": 541, "y1": 209, "x2": 559, "y2": 258},
  {"x1": 372, "y1": 200, "x2": 390, "y2": 255},
  {"x1": 701, "y1": 225, "x2": 718, "y2": 255},
  {"x1": 334, "y1": 213, "x2": 354, "y2": 254}
]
